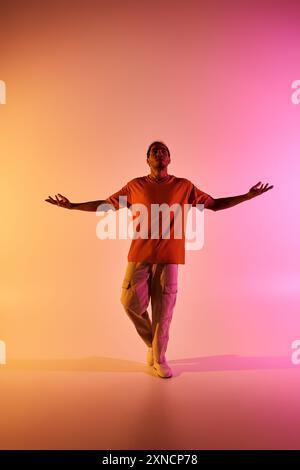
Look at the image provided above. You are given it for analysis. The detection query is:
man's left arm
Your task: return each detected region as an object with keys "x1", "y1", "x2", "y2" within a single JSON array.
[{"x1": 205, "y1": 181, "x2": 274, "y2": 211}]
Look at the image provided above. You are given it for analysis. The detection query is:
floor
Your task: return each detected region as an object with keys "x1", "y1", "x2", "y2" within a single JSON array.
[{"x1": 0, "y1": 355, "x2": 300, "y2": 449}]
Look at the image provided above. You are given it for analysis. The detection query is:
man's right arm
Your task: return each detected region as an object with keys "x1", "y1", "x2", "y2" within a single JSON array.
[
  {"x1": 45, "y1": 194, "x2": 112, "y2": 212},
  {"x1": 71, "y1": 200, "x2": 109, "y2": 211}
]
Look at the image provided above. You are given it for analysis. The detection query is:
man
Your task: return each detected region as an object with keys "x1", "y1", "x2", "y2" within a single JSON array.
[{"x1": 45, "y1": 141, "x2": 273, "y2": 378}]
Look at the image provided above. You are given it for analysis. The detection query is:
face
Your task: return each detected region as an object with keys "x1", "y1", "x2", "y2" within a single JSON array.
[{"x1": 147, "y1": 144, "x2": 171, "y2": 169}]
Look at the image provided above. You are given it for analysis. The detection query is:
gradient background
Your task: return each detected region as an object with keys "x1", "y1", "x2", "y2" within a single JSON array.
[{"x1": 0, "y1": 0, "x2": 300, "y2": 450}]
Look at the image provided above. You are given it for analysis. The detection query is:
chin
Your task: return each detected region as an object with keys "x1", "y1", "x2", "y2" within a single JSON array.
[{"x1": 156, "y1": 162, "x2": 167, "y2": 168}]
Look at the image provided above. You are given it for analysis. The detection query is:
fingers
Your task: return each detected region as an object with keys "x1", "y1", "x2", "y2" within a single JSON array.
[
  {"x1": 45, "y1": 194, "x2": 65, "y2": 206},
  {"x1": 45, "y1": 196, "x2": 57, "y2": 204},
  {"x1": 55, "y1": 194, "x2": 66, "y2": 206},
  {"x1": 252, "y1": 182, "x2": 274, "y2": 193},
  {"x1": 250, "y1": 182, "x2": 262, "y2": 191},
  {"x1": 263, "y1": 184, "x2": 273, "y2": 192},
  {"x1": 57, "y1": 193, "x2": 68, "y2": 202},
  {"x1": 256, "y1": 183, "x2": 274, "y2": 194}
]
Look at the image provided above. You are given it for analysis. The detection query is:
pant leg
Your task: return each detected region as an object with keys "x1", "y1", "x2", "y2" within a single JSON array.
[
  {"x1": 120, "y1": 261, "x2": 153, "y2": 347},
  {"x1": 151, "y1": 263, "x2": 178, "y2": 363}
]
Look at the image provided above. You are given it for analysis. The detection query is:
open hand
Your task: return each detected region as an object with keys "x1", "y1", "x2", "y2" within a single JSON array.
[
  {"x1": 45, "y1": 193, "x2": 73, "y2": 209},
  {"x1": 248, "y1": 182, "x2": 273, "y2": 199}
]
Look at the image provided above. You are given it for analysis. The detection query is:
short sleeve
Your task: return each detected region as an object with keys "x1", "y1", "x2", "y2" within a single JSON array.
[
  {"x1": 188, "y1": 181, "x2": 211, "y2": 207},
  {"x1": 104, "y1": 182, "x2": 132, "y2": 210}
]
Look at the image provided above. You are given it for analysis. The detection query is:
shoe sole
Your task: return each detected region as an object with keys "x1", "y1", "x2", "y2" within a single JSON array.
[{"x1": 153, "y1": 363, "x2": 173, "y2": 378}]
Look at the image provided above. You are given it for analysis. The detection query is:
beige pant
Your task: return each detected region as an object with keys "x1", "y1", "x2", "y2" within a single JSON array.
[{"x1": 120, "y1": 262, "x2": 178, "y2": 363}]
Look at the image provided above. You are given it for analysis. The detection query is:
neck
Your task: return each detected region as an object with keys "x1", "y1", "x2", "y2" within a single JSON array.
[{"x1": 149, "y1": 168, "x2": 169, "y2": 180}]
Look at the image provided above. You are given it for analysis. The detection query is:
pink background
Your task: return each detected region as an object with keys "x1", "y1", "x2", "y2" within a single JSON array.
[{"x1": 0, "y1": 0, "x2": 299, "y2": 365}]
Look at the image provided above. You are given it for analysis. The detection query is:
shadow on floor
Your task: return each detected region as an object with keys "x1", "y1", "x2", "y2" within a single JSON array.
[
  {"x1": 2, "y1": 355, "x2": 294, "y2": 376},
  {"x1": 170, "y1": 354, "x2": 294, "y2": 376}
]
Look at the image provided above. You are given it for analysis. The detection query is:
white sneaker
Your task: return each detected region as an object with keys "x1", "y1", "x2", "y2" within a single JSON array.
[
  {"x1": 153, "y1": 360, "x2": 173, "y2": 378},
  {"x1": 147, "y1": 347, "x2": 154, "y2": 366}
]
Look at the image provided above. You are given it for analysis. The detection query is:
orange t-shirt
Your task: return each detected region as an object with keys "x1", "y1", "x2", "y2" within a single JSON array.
[{"x1": 104, "y1": 175, "x2": 211, "y2": 264}]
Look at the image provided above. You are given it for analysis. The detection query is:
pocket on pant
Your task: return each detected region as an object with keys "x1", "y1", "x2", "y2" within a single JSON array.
[
  {"x1": 163, "y1": 283, "x2": 178, "y2": 294},
  {"x1": 121, "y1": 279, "x2": 133, "y2": 305},
  {"x1": 122, "y1": 279, "x2": 131, "y2": 289}
]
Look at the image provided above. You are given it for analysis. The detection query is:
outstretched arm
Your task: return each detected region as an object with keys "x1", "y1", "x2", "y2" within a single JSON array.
[
  {"x1": 45, "y1": 194, "x2": 108, "y2": 212},
  {"x1": 206, "y1": 181, "x2": 273, "y2": 211}
]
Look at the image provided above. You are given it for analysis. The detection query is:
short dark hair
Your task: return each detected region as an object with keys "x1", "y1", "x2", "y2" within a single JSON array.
[{"x1": 147, "y1": 141, "x2": 170, "y2": 159}]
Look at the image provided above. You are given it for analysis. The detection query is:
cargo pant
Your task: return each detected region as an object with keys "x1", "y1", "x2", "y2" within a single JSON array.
[{"x1": 120, "y1": 262, "x2": 178, "y2": 364}]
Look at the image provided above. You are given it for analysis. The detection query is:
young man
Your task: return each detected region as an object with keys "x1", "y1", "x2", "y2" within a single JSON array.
[{"x1": 45, "y1": 141, "x2": 273, "y2": 378}]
